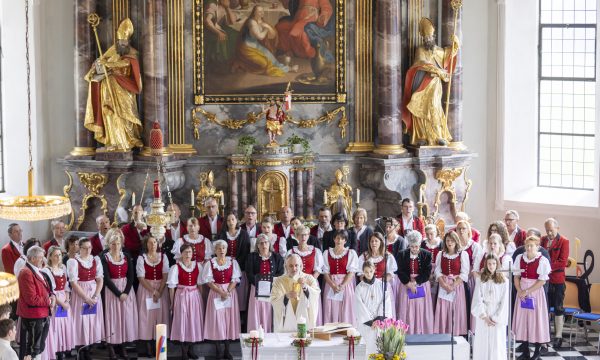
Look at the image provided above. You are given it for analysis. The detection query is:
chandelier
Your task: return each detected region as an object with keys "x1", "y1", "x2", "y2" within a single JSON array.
[{"x1": 0, "y1": 0, "x2": 72, "y2": 221}]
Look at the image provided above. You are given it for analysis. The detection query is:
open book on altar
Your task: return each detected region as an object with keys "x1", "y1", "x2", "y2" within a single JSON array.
[{"x1": 312, "y1": 322, "x2": 354, "y2": 340}]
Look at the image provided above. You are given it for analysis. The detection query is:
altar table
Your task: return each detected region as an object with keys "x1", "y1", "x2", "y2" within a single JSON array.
[{"x1": 240, "y1": 332, "x2": 366, "y2": 359}]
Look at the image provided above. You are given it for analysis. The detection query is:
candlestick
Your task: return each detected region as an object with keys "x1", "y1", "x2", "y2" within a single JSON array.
[
  {"x1": 356, "y1": 189, "x2": 360, "y2": 204},
  {"x1": 153, "y1": 180, "x2": 161, "y2": 199},
  {"x1": 131, "y1": 192, "x2": 136, "y2": 207},
  {"x1": 191, "y1": 189, "x2": 195, "y2": 207},
  {"x1": 249, "y1": 330, "x2": 259, "y2": 339},
  {"x1": 155, "y1": 324, "x2": 167, "y2": 360},
  {"x1": 323, "y1": 190, "x2": 327, "y2": 205},
  {"x1": 220, "y1": 193, "x2": 225, "y2": 206}
]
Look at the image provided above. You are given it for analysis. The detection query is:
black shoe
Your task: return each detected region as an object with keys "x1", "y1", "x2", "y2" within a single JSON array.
[
  {"x1": 223, "y1": 341, "x2": 233, "y2": 360},
  {"x1": 187, "y1": 344, "x2": 199, "y2": 359},
  {"x1": 552, "y1": 337, "x2": 563, "y2": 349},
  {"x1": 516, "y1": 342, "x2": 529, "y2": 352},
  {"x1": 107, "y1": 345, "x2": 117, "y2": 360},
  {"x1": 117, "y1": 344, "x2": 130, "y2": 360},
  {"x1": 539, "y1": 344, "x2": 548, "y2": 354},
  {"x1": 517, "y1": 351, "x2": 531, "y2": 360}
]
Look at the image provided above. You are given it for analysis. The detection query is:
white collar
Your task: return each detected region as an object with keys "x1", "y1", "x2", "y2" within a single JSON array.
[
  {"x1": 11, "y1": 240, "x2": 23, "y2": 252},
  {"x1": 178, "y1": 260, "x2": 197, "y2": 272},
  {"x1": 46, "y1": 265, "x2": 66, "y2": 276},
  {"x1": 183, "y1": 234, "x2": 206, "y2": 244},
  {"x1": 410, "y1": 252, "x2": 419, "y2": 259},
  {"x1": 258, "y1": 253, "x2": 272, "y2": 261},
  {"x1": 522, "y1": 252, "x2": 542, "y2": 263},
  {"x1": 143, "y1": 252, "x2": 163, "y2": 266},
  {"x1": 76, "y1": 254, "x2": 96, "y2": 268},
  {"x1": 211, "y1": 257, "x2": 232, "y2": 270},
  {"x1": 424, "y1": 240, "x2": 440, "y2": 249},
  {"x1": 442, "y1": 252, "x2": 460, "y2": 260},
  {"x1": 365, "y1": 254, "x2": 384, "y2": 263},
  {"x1": 226, "y1": 228, "x2": 241, "y2": 240},
  {"x1": 329, "y1": 247, "x2": 349, "y2": 259},
  {"x1": 104, "y1": 251, "x2": 125, "y2": 265},
  {"x1": 293, "y1": 245, "x2": 314, "y2": 256}
]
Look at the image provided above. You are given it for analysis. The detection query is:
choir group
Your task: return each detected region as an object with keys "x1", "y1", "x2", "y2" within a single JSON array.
[{"x1": 1, "y1": 197, "x2": 569, "y2": 360}]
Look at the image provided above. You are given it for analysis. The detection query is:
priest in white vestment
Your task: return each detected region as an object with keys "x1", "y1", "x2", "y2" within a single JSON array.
[
  {"x1": 354, "y1": 260, "x2": 392, "y2": 356},
  {"x1": 271, "y1": 254, "x2": 321, "y2": 332},
  {"x1": 471, "y1": 254, "x2": 509, "y2": 360}
]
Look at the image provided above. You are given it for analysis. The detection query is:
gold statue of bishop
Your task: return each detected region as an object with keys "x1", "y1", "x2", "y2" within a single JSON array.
[{"x1": 84, "y1": 18, "x2": 144, "y2": 152}]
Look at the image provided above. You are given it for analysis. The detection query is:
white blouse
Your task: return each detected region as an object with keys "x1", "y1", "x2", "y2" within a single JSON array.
[
  {"x1": 66, "y1": 255, "x2": 103, "y2": 281},
  {"x1": 200, "y1": 257, "x2": 241, "y2": 285},
  {"x1": 136, "y1": 253, "x2": 170, "y2": 277},
  {"x1": 166, "y1": 261, "x2": 203, "y2": 288},
  {"x1": 41, "y1": 266, "x2": 70, "y2": 292},
  {"x1": 322, "y1": 248, "x2": 359, "y2": 274},
  {"x1": 514, "y1": 253, "x2": 551, "y2": 281},
  {"x1": 434, "y1": 251, "x2": 470, "y2": 282},
  {"x1": 357, "y1": 253, "x2": 398, "y2": 276},
  {"x1": 286, "y1": 246, "x2": 325, "y2": 274}
]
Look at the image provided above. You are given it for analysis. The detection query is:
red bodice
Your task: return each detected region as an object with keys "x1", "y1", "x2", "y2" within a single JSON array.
[
  {"x1": 260, "y1": 258, "x2": 271, "y2": 275},
  {"x1": 177, "y1": 263, "x2": 199, "y2": 286},
  {"x1": 226, "y1": 239, "x2": 238, "y2": 258},
  {"x1": 106, "y1": 256, "x2": 128, "y2": 279},
  {"x1": 441, "y1": 254, "x2": 462, "y2": 276},
  {"x1": 77, "y1": 258, "x2": 97, "y2": 281},
  {"x1": 184, "y1": 238, "x2": 207, "y2": 262},
  {"x1": 144, "y1": 256, "x2": 164, "y2": 280},
  {"x1": 327, "y1": 250, "x2": 350, "y2": 275},
  {"x1": 53, "y1": 272, "x2": 67, "y2": 291},
  {"x1": 211, "y1": 260, "x2": 234, "y2": 284},
  {"x1": 520, "y1": 256, "x2": 541, "y2": 280},
  {"x1": 294, "y1": 247, "x2": 316, "y2": 274}
]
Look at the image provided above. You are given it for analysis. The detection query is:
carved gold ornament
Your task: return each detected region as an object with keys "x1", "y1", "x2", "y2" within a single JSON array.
[
  {"x1": 114, "y1": 174, "x2": 127, "y2": 223},
  {"x1": 433, "y1": 168, "x2": 463, "y2": 217},
  {"x1": 191, "y1": 106, "x2": 347, "y2": 140},
  {"x1": 63, "y1": 171, "x2": 75, "y2": 230},
  {"x1": 76, "y1": 172, "x2": 109, "y2": 230}
]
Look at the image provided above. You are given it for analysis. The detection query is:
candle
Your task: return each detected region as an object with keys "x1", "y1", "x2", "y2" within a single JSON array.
[
  {"x1": 323, "y1": 190, "x2": 327, "y2": 204},
  {"x1": 155, "y1": 324, "x2": 167, "y2": 360},
  {"x1": 356, "y1": 188, "x2": 360, "y2": 204},
  {"x1": 131, "y1": 192, "x2": 136, "y2": 207},
  {"x1": 153, "y1": 180, "x2": 161, "y2": 199},
  {"x1": 220, "y1": 193, "x2": 225, "y2": 206},
  {"x1": 347, "y1": 328, "x2": 358, "y2": 337},
  {"x1": 191, "y1": 189, "x2": 195, "y2": 206},
  {"x1": 249, "y1": 330, "x2": 259, "y2": 339},
  {"x1": 297, "y1": 316, "x2": 307, "y2": 339}
]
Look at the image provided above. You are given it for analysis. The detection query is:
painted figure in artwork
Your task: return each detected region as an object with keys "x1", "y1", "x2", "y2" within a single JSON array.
[
  {"x1": 204, "y1": 0, "x2": 238, "y2": 64},
  {"x1": 84, "y1": 18, "x2": 143, "y2": 151},
  {"x1": 402, "y1": 17, "x2": 460, "y2": 147}
]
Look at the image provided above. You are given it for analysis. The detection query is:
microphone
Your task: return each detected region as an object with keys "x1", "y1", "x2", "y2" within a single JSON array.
[{"x1": 77, "y1": 332, "x2": 115, "y2": 359}]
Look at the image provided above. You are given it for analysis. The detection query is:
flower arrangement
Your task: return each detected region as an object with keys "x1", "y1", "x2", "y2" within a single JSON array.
[{"x1": 368, "y1": 318, "x2": 409, "y2": 360}]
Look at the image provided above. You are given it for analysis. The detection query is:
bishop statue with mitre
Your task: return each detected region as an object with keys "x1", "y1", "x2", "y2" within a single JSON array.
[{"x1": 84, "y1": 18, "x2": 144, "y2": 152}]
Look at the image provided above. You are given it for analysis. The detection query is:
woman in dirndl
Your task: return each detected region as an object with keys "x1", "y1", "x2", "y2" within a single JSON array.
[
  {"x1": 433, "y1": 231, "x2": 470, "y2": 336},
  {"x1": 42, "y1": 246, "x2": 73, "y2": 360},
  {"x1": 136, "y1": 235, "x2": 170, "y2": 357},
  {"x1": 168, "y1": 244, "x2": 204, "y2": 360},
  {"x1": 513, "y1": 236, "x2": 551, "y2": 359},
  {"x1": 396, "y1": 231, "x2": 434, "y2": 334},
  {"x1": 66, "y1": 237, "x2": 104, "y2": 360},
  {"x1": 245, "y1": 233, "x2": 284, "y2": 332},
  {"x1": 202, "y1": 240, "x2": 242, "y2": 359},
  {"x1": 100, "y1": 227, "x2": 138, "y2": 359}
]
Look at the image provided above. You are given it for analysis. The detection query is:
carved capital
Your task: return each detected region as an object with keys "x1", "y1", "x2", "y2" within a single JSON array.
[{"x1": 77, "y1": 172, "x2": 108, "y2": 195}]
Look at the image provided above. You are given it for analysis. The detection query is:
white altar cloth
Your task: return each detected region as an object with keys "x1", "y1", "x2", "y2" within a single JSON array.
[
  {"x1": 240, "y1": 332, "x2": 366, "y2": 360},
  {"x1": 404, "y1": 336, "x2": 470, "y2": 360}
]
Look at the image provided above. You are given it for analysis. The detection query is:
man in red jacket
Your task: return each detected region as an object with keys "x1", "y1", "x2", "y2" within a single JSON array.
[
  {"x1": 89, "y1": 214, "x2": 111, "y2": 256},
  {"x1": 505, "y1": 210, "x2": 527, "y2": 247},
  {"x1": 122, "y1": 205, "x2": 149, "y2": 259},
  {"x1": 198, "y1": 198, "x2": 222, "y2": 241},
  {"x1": 274, "y1": 206, "x2": 294, "y2": 240},
  {"x1": 310, "y1": 207, "x2": 332, "y2": 243},
  {"x1": 42, "y1": 220, "x2": 66, "y2": 254},
  {"x1": 17, "y1": 246, "x2": 54, "y2": 359},
  {"x1": 541, "y1": 218, "x2": 570, "y2": 349},
  {"x1": 396, "y1": 198, "x2": 425, "y2": 237},
  {"x1": 1, "y1": 223, "x2": 24, "y2": 274}
]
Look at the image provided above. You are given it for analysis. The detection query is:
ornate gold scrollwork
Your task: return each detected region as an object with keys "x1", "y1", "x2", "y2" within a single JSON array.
[
  {"x1": 63, "y1": 171, "x2": 75, "y2": 230},
  {"x1": 76, "y1": 172, "x2": 109, "y2": 230},
  {"x1": 433, "y1": 168, "x2": 464, "y2": 217},
  {"x1": 257, "y1": 171, "x2": 289, "y2": 220},
  {"x1": 191, "y1": 106, "x2": 347, "y2": 140}
]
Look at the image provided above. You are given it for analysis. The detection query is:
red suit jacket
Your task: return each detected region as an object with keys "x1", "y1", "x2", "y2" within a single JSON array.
[
  {"x1": 89, "y1": 233, "x2": 104, "y2": 256},
  {"x1": 198, "y1": 215, "x2": 223, "y2": 240},
  {"x1": 165, "y1": 220, "x2": 189, "y2": 242},
  {"x1": 396, "y1": 215, "x2": 425, "y2": 237},
  {"x1": 541, "y1": 234, "x2": 569, "y2": 284},
  {"x1": 17, "y1": 264, "x2": 51, "y2": 319},
  {"x1": 274, "y1": 222, "x2": 294, "y2": 240},
  {"x1": 122, "y1": 223, "x2": 149, "y2": 259},
  {"x1": 42, "y1": 238, "x2": 63, "y2": 253},
  {"x1": 513, "y1": 227, "x2": 528, "y2": 248},
  {"x1": 1, "y1": 241, "x2": 21, "y2": 274}
]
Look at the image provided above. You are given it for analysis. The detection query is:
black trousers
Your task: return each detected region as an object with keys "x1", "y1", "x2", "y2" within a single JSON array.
[
  {"x1": 19, "y1": 317, "x2": 49, "y2": 359},
  {"x1": 548, "y1": 282, "x2": 566, "y2": 316}
]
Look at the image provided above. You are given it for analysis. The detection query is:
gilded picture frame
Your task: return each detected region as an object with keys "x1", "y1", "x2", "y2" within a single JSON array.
[{"x1": 193, "y1": 0, "x2": 346, "y2": 104}]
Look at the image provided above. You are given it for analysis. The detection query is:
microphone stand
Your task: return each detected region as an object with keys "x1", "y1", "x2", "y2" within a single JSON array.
[
  {"x1": 499, "y1": 265, "x2": 525, "y2": 360},
  {"x1": 374, "y1": 218, "x2": 388, "y2": 321},
  {"x1": 77, "y1": 332, "x2": 115, "y2": 360}
]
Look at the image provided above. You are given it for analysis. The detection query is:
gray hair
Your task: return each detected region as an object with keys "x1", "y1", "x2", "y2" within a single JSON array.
[
  {"x1": 95, "y1": 214, "x2": 109, "y2": 225},
  {"x1": 544, "y1": 217, "x2": 559, "y2": 228},
  {"x1": 526, "y1": 227, "x2": 542, "y2": 238},
  {"x1": 213, "y1": 239, "x2": 228, "y2": 252},
  {"x1": 285, "y1": 253, "x2": 303, "y2": 270},
  {"x1": 26, "y1": 246, "x2": 45, "y2": 261},
  {"x1": 105, "y1": 228, "x2": 124, "y2": 246},
  {"x1": 51, "y1": 220, "x2": 64, "y2": 229},
  {"x1": 424, "y1": 223, "x2": 437, "y2": 234},
  {"x1": 204, "y1": 197, "x2": 217, "y2": 207},
  {"x1": 295, "y1": 225, "x2": 309, "y2": 236},
  {"x1": 256, "y1": 234, "x2": 273, "y2": 252},
  {"x1": 505, "y1": 210, "x2": 520, "y2": 220},
  {"x1": 405, "y1": 230, "x2": 423, "y2": 246}
]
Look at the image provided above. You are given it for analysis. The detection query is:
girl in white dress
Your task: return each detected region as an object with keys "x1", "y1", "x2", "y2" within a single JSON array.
[{"x1": 471, "y1": 254, "x2": 509, "y2": 360}]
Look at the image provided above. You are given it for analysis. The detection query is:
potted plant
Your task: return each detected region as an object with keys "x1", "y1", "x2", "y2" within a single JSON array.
[
  {"x1": 238, "y1": 135, "x2": 258, "y2": 156},
  {"x1": 285, "y1": 134, "x2": 310, "y2": 154},
  {"x1": 368, "y1": 319, "x2": 408, "y2": 360}
]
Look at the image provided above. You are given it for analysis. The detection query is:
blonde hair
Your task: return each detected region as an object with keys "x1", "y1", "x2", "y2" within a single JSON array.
[{"x1": 352, "y1": 208, "x2": 368, "y2": 223}]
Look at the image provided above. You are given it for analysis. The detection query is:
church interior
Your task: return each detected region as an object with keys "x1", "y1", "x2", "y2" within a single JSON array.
[{"x1": 0, "y1": 0, "x2": 599, "y2": 359}]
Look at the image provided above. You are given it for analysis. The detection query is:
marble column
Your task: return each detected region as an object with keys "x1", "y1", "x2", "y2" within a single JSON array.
[
  {"x1": 373, "y1": 0, "x2": 407, "y2": 156},
  {"x1": 441, "y1": 0, "x2": 465, "y2": 149},
  {"x1": 71, "y1": 0, "x2": 97, "y2": 157},
  {"x1": 306, "y1": 168, "x2": 315, "y2": 220},
  {"x1": 241, "y1": 171, "x2": 248, "y2": 211},
  {"x1": 230, "y1": 170, "x2": 239, "y2": 218},
  {"x1": 251, "y1": 170, "x2": 257, "y2": 206},
  {"x1": 141, "y1": 0, "x2": 169, "y2": 155},
  {"x1": 295, "y1": 170, "x2": 304, "y2": 218},
  {"x1": 289, "y1": 170, "x2": 295, "y2": 216}
]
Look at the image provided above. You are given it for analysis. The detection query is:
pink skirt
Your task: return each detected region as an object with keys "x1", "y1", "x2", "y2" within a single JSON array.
[
  {"x1": 171, "y1": 286, "x2": 204, "y2": 342},
  {"x1": 390, "y1": 275, "x2": 400, "y2": 320},
  {"x1": 204, "y1": 283, "x2": 241, "y2": 341},
  {"x1": 136, "y1": 279, "x2": 170, "y2": 340},
  {"x1": 397, "y1": 280, "x2": 434, "y2": 334},
  {"x1": 104, "y1": 278, "x2": 139, "y2": 344},
  {"x1": 247, "y1": 285, "x2": 273, "y2": 332},
  {"x1": 512, "y1": 278, "x2": 550, "y2": 344},
  {"x1": 237, "y1": 272, "x2": 249, "y2": 312},
  {"x1": 46, "y1": 290, "x2": 74, "y2": 358},
  {"x1": 322, "y1": 274, "x2": 356, "y2": 326},
  {"x1": 433, "y1": 279, "x2": 468, "y2": 336},
  {"x1": 71, "y1": 280, "x2": 105, "y2": 346}
]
